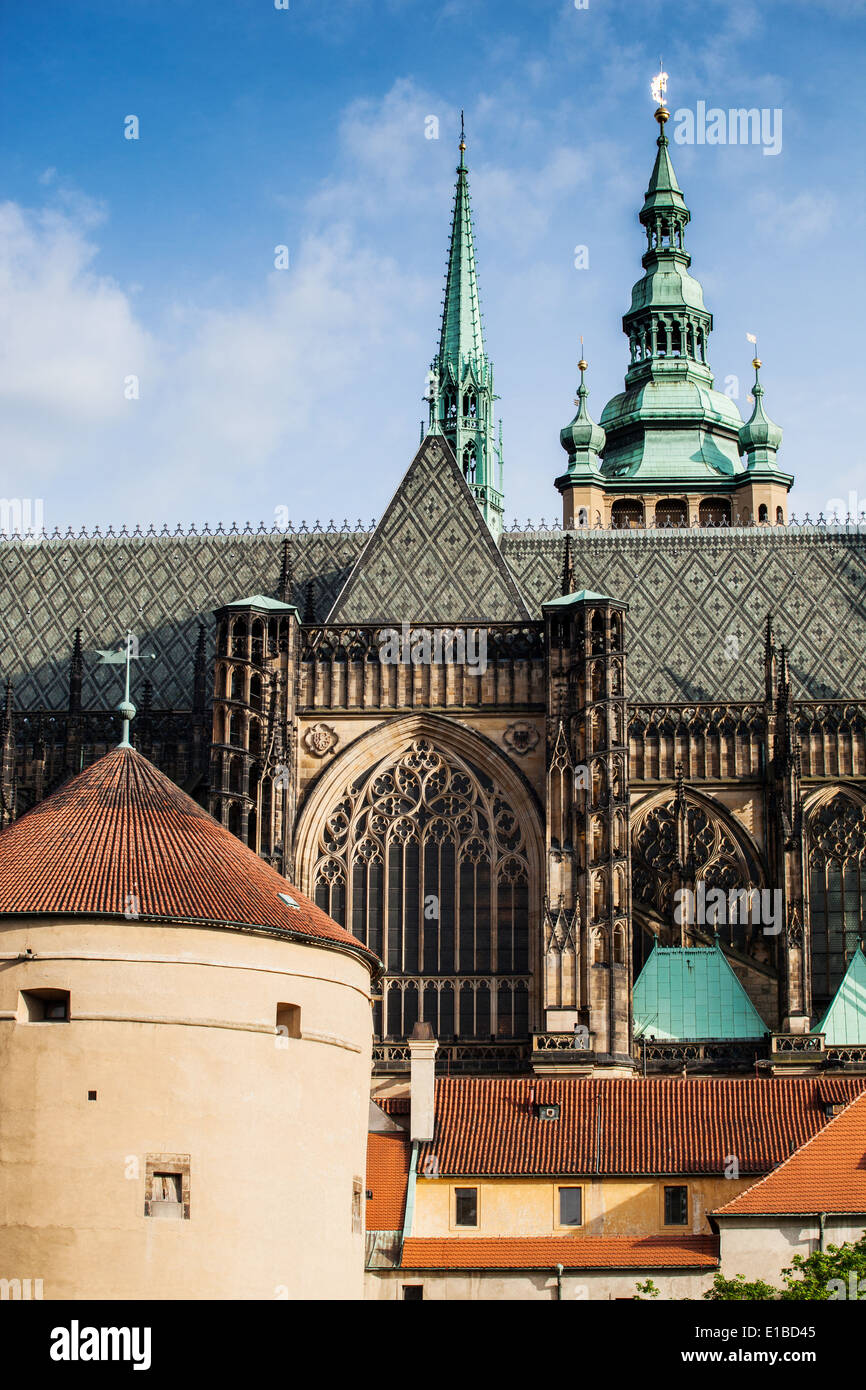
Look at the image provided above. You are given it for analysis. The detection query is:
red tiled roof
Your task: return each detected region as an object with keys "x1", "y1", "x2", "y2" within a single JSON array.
[
  {"x1": 366, "y1": 1133, "x2": 411, "y2": 1230},
  {"x1": 416, "y1": 1077, "x2": 866, "y2": 1176},
  {"x1": 715, "y1": 1089, "x2": 866, "y2": 1216},
  {"x1": 376, "y1": 1096, "x2": 410, "y2": 1115},
  {"x1": 0, "y1": 747, "x2": 378, "y2": 968},
  {"x1": 400, "y1": 1235, "x2": 719, "y2": 1270}
]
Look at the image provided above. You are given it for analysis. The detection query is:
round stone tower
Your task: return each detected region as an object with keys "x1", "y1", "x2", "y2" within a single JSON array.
[{"x1": 0, "y1": 746, "x2": 378, "y2": 1300}]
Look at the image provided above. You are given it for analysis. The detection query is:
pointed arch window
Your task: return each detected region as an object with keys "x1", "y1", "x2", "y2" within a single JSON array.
[
  {"x1": 310, "y1": 738, "x2": 531, "y2": 1044},
  {"x1": 808, "y1": 795, "x2": 866, "y2": 1008}
]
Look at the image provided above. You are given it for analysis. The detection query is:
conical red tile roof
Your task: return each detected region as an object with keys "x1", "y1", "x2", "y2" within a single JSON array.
[{"x1": 0, "y1": 746, "x2": 378, "y2": 970}]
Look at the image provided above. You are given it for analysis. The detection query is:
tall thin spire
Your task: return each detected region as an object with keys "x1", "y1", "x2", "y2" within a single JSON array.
[
  {"x1": 0, "y1": 679, "x2": 14, "y2": 826},
  {"x1": 427, "y1": 119, "x2": 504, "y2": 538},
  {"x1": 276, "y1": 535, "x2": 294, "y2": 604},
  {"x1": 69, "y1": 628, "x2": 83, "y2": 713}
]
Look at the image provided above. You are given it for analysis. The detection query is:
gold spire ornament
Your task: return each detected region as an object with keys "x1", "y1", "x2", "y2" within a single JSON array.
[{"x1": 651, "y1": 65, "x2": 669, "y2": 123}]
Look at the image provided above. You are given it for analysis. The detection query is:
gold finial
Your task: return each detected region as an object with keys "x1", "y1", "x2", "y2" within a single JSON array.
[
  {"x1": 578, "y1": 334, "x2": 587, "y2": 373},
  {"x1": 752, "y1": 357, "x2": 762, "y2": 370},
  {"x1": 651, "y1": 63, "x2": 669, "y2": 123},
  {"x1": 459, "y1": 108, "x2": 466, "y2": 154}
]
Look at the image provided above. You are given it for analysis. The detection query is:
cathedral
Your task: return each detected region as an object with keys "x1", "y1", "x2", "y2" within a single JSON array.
[{"x1": 2, "y1": 96, "x2": 866, "y2": 1079}]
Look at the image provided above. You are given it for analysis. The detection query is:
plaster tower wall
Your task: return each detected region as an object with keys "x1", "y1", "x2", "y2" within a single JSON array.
[
  {"x1": 0, "y1": 919, "x2": 373, "y2": 1300},
  {"x1": 0, "y1": 744, "x2": 377, "y2": 1300}
]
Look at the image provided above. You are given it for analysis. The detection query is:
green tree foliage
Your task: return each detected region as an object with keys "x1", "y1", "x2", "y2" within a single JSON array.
[
  {"x1": 634, "y1": 1235, "x2": 866, "y2": 1300},
  {"x1": 699, "y1": 1234, "x2": 866, "y2": 1300},
  {"x1": 779, "y1": 1234, "x2": 866, "y2": 1301},
  {"x1": 702, "y1": 1272, "x2": 779, "y2": 1301}
]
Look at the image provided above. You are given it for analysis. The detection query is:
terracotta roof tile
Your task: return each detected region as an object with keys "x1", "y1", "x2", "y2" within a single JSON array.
[
  {"x1": 0, "y1": 747, "x2": 378, "y2": 969},
  {"x1": 366, "y1": 1134, "x2": 411, "y2": 1231},
  {"x1": 417, "y1": 1077, "x2": 866, "y2": 1176},
  {"x1": 714, "y1": 1089, "x2": 866, "y2": 1216},
  {"x1": 400, "y1": 1235, "x2": 720, "y2": 1270}
]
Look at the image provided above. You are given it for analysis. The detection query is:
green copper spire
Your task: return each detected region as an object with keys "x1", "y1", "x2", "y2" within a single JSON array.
[
  {"x1": 739, "y1": 357, "x2": 783, "y2": 470},
  {"x1": 559, "y1": 355, "x2": 605, "y2": 473},
  {"x1": 427, "y1": 118, "x2": 504, "y2": 537},
  {"x1": 598, "y1": 94, "x2": 747, "y2": 485}
]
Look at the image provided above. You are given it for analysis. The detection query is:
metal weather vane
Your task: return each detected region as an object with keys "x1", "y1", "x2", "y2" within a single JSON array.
[
  {"x1": 96, "y1": 631, "x2": 156, "y2": 748},
  {"x1": 650, "y1": 63, "x2": 669, "y2": 110}
]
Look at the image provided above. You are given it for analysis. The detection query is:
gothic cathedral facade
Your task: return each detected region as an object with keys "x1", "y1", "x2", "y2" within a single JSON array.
[{"x1": 3, "y1": 106, "x2": 866, "y2": 1076}]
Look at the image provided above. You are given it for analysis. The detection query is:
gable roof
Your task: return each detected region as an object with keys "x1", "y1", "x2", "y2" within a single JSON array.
[
  {"x1": 326, "y1": 436, "x2": 531, "y2": 623},
  {"x1": 400, "y1": 1235, "x2": 719, "y2": 1271},
  {"x1": 819, "y1": 947, "x2": 866, "y2": 1045},
  {"x1": 634, "y1": 942, "x2": 768, "y2": 1041},
  {"x1": 714, "y1": 1090, "x2": 866, "y2": 1217},
  {"x1": 414, "y1": 1077, "x2": 866, "y2": 1177},
  {"x1": 0, "y1": 745, "x2": 378, "y2": 969}
]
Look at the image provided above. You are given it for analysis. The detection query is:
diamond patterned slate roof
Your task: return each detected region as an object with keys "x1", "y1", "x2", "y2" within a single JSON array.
[
  {"x1": 3, "y1": 516, "x2": 866, "y2": 709},
  {"x1": 327, "y1": 436, "x2": 531, "y2": 624},
  {"x1": 0, "y1": 744, "x2": 378, "y2": 967},
  {"x1": 502, "y1": 528, "x2": 866, "y2": 701},
  {"x1": 0, "y1": 530, "x2": 363, "y2": 709},
  {"x1": 416, "y1": 1077, "x2": 866, "y2": 1177},
  {"x1": 714, "y1": 1090, "x2": 866, "y2": 1216},
  {"x1": 400, "y1": 1235, "x2": 720, "y2": 1270}
]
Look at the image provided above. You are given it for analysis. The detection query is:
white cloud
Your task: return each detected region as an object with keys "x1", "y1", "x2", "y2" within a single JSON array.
[{"x1": 748, "y1": 189, "x2": 837, "y2": 248}]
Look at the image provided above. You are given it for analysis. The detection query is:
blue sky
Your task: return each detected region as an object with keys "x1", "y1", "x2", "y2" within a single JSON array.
[{"x1": 1, "y1": 0, "x2": 864, "y2": 530}]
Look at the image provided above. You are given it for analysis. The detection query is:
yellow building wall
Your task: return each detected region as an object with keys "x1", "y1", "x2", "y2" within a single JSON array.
[{"x1": 414, "y1": 1174, "x2": 755, "y2": 1238}]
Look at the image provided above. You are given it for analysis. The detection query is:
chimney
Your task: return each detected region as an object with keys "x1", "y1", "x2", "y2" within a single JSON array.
[{"x1": 408, "y1": 1021, "x2": 438, "y2": 1143}]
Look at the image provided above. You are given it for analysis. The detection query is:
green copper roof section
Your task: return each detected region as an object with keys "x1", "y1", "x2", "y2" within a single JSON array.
[
  {"x1": 642, "y1": 121, "x2": 689, "y2": 219},
  {"x1": 559, "y1": 359, "x2": 606, "y2": 478},
  {"x1": 427, "y1": 122, "x2": 504, "y2": 538},
  {"x1": 634, "y1": 941, "x2": 768, "y2": 1041},
  {"x1": 739, "y1": 359, "x2": 785, "y2": 474},
  {"x1": 224, "y1": 593, "x2": 298, "y2": 612},
  {"x1": 818, "y1": 947, "x2": 866, "y2": 1046},
  {"x1": 542, "y1": 588, "x2": 615, "y2": 609}
]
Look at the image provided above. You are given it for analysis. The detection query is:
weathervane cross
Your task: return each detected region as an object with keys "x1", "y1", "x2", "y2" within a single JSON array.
[{"x1": 96, "y1": 630, "x2": 156, "y2": 748}]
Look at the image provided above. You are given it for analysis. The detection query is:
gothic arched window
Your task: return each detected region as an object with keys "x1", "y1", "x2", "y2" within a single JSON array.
[
  {"x1": 808, "y1": 794, "x2": 866, "y2": 1008},
  {"x1": 310, "y1": 738, "x2": 531, "y2": 1044}
]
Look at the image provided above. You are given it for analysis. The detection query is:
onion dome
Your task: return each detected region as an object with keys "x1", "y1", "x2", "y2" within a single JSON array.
[
  {"x1": 0, "y1": 746, "x2": 379, "y2": 972},
  {"x1": 559, "y1": 359, "x2": 606, "y2": 473},
  {"x1": 739, "y1": 358, "x2": 783, "y2": 468}
]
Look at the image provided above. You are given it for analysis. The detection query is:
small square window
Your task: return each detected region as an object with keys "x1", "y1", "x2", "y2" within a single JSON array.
[
  {"x1": 21, "y1": 988, "x2": 69, "y2": 1022},
  {"x1": 454, "y1": 1187, "x2": 477, "y2": 1228},
  {"x1": 144, "y1": 1154, "x2": 190, "y2": 1220},
  {"x1": 402, "y1": 1285, "x2": 424, "y2": 1301},
  {"x1": 664, "y1": 1185, "x2": 688, "y2": 1226},
  {"x1": 87, "y1": 1090, "x2": 97, "y2": 1101},
  {"x1": 558, "y1": 1187, "x2": 582, "y2": 1227}
]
